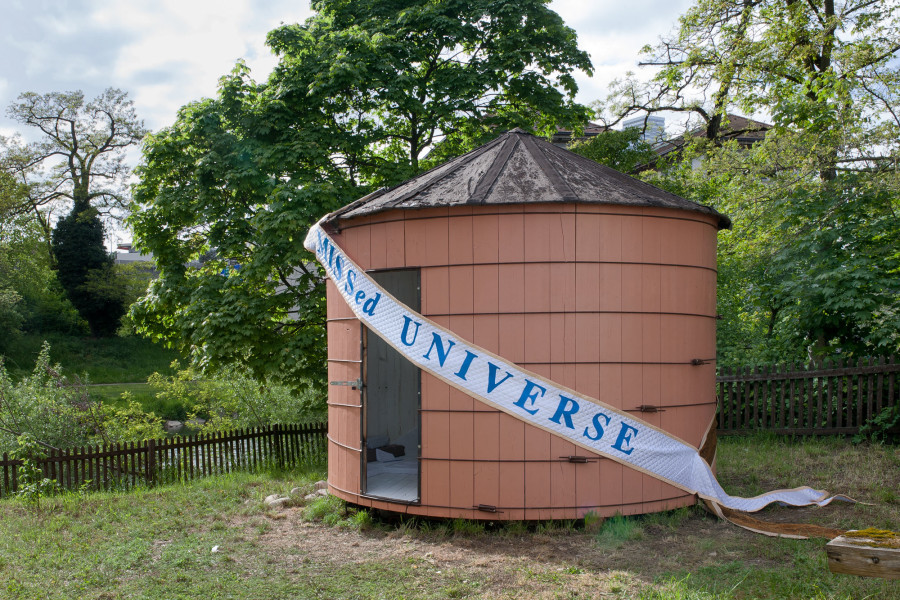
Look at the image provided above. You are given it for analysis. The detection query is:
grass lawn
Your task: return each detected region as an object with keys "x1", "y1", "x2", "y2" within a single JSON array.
[
  {"x1": 0, "y1": 436, "x2": 897, "y2": 599},
  {"x1": 2, "y1": 333, "x2": 181, "y2": 384}
]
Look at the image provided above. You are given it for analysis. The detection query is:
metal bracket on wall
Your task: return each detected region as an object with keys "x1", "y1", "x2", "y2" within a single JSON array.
[
  {"x1": 330, "y1": 378, "x2": 363, "y2": 390},
  {"x1": 560, "y1": 455, "x2": 598, "y2": 463}
]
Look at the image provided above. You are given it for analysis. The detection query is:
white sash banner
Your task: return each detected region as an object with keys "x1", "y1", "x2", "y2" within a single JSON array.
[{"x1": 306, "y1": 218, "x2": 850, "y2": 514}]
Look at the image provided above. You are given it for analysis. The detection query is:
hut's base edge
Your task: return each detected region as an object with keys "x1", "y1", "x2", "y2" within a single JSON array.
[{"x1": 328, "y1": 484, "x2": 696, "y2": 520}]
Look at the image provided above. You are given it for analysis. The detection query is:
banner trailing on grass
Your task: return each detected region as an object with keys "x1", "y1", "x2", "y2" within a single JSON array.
[{"x1": 305, "y1": 218, "x2": 851, "y2": 526}]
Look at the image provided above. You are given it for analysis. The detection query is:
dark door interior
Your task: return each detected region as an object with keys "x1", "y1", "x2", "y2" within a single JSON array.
[{"x1": 363, "y1": 269, "x2": 420, "y2": 502}]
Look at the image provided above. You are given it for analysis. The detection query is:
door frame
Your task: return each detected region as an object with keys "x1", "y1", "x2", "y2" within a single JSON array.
[{"x1": 359, "y1": 267, "x2": 422, "y2": 503}]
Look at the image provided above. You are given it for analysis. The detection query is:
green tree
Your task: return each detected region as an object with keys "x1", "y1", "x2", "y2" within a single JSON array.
[
  {"x1": 1, "y1": 172, "x2": 81, "y2": 342},
  {"x1": 3, "y1": 89, "x2": 147, "y2": 336},
  {"x1": 0, "y1": 171, "x2": 28, "y2": 347},
  {"x1": 51, "y1": 206, "x2": 123, "y2": 337},
  {"x1": 601, "y1": 0, "x2": 900, "y2": 363},
  {"x1": 568, "y1": 127, "x2": 657, "y2": 173},
  {"x1": 601, "y1": 0, "x2": 899, "y2": 170},
  {"x1": 4, "y1": 89, "x2": 147, "y2": 221},
  {"x1": 130, "y1": 0, "x2": 593, "y2": 388}
]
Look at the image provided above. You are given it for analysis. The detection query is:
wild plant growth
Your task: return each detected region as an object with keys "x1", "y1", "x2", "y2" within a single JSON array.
[
  {"x1": 0, "y1": 342, "x2": 161, "y2": 453},
  {"x1": 148, "y1": 362, "x2": 326, "y2": 431}
]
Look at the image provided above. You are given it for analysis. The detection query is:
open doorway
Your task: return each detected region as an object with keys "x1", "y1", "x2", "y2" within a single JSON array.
[{"x1": 362, "y1": 269, "x2": 420, "y2": 502}]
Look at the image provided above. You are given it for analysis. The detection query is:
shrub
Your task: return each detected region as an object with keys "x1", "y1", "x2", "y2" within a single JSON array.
[
  {"x1": 9, "y1": 433, "x2": 59, "y2": 506},
  {"x1": 0, "y1": 287, "x2": 24, "y2": 351},
  {"x1": 854, "y1": 404, "x2": 900, "y2": 444},
  {"x1": 0, "y1": 342, "x2": 162, "y2": 453},
  {"x1": 148, "y1": 362, "x2": 326, "y2": 431}
]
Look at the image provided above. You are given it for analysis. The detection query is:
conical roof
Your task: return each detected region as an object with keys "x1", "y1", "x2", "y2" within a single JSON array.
[{"x1": 327, "y1": 128, "x2": 730, "y2": 229}]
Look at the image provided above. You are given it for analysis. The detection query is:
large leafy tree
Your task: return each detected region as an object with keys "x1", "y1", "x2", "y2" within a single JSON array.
[
  {"x1": 51, "y1": 206, "x2": 125, "y2": 337},
  {"x1": 130, "y1": 0, "x2": 593, "y2": 388},
  {"x1": 0, "y1": 171, "x2": 30, "y2": 347},
  {"x1": 3, "y1": 89, "x2": 147, "y2": 336},
  {"x1": 0, "y1": 171, "x2": 82, "y2": 340},
  {"x1": 3, "y1": 89, "x2": 147, "y2": 253},
  {"x1": 605, "y1": 0, "x2": 900, "y2": 363},
  {"x1": 602, "y1": 0, "x2": 899, "y2": 167}
]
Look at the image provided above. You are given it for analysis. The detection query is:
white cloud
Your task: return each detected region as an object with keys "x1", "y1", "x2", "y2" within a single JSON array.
[
  {"x1": 82, "y1": 0, "x2": 311, "y2": 130},
  {"x1": 0, "y1": 0, "x2": 314, "y2": 133},
  {"x1": 0, "y1": 1, "x2": 697, "y2": 135},
  {"x1": 550, "y1": 0, "x2": 694, "y2": 108}
]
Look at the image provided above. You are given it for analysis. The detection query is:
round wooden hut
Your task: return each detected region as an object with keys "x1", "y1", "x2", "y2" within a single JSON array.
[{"x1": 323, "y1": 128, "x2": 729, "y2": 520}]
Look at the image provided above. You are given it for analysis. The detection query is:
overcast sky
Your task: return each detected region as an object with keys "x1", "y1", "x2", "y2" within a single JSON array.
[{"x1": 0, "y1": 0, "x2": 694, "y2": 138}]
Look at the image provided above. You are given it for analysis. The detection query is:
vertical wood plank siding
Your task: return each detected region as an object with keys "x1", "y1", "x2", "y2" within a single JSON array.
[
  {"x1": 0, "y1": 423, "x2": 326, "y2": 499},
  {"x1": 716, "y1": 356, "x2": 900, "y2": 435}
]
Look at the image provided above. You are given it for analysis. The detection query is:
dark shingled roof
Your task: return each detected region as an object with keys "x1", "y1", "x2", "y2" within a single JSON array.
[
  {"x1": 653, "y1": 114, "x2": 771, "y2": 160},
  {"x1": 328, "y1": 128, "x2": 730, "y2": 229}
]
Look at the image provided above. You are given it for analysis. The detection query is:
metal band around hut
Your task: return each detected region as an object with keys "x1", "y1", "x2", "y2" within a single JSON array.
[{"x1": 306, "y1": 218, "x2": 852, "y2": 532}]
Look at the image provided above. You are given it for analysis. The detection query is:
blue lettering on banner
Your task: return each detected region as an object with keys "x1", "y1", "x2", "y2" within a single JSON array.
[
  {"x1": 423, "y1": 333, "x2": 456, "y2": 366},
  {"x1": 313, "y1": 228, "x2": 648, "y2": 458},
  {"x1": 344, "y1": 269, "x2": 356, "y2": 294},
  {"x1": 582, "y1": 412, "x2": 611, "y2": 441},
  {"x1": 453, "y1": 350, "x2": 478, "y2": 380},
  {"x1": 310, "y1": 226, "x2": 653, "y2": 464},
  {"x1": 399, "y1": 316, "x2": 421, "y2": 346},
  {"x1": 549, "y1": 395, "x2": 580, "y2": 429},
  {"x1": 514, "y1": 379, "x2": 546, "y2": 416},
  {"x1": 362, "y1": 292, "x2": 381, "y2": 316},
  {"x1": 486, "y1": 362, "x2": 514, "y2": 393},
  {"x1": 611, "y1": 422, "x2": 639, "y2": 455}
]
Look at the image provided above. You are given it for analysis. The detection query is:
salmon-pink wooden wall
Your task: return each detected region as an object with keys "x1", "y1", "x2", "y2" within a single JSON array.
[{"x1": 325, "y1": 204, "x2": 719, "y2": 519}]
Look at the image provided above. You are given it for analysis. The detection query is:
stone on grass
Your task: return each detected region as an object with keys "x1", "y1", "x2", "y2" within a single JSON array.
[
  {"x1": 290, "y1": 487, "x2": 303, "y2": 497},
  {"x1": 304, "y1": 493, "x2": 319, "y2": 501},
  {"x1": 265, "y1": 494, "x2": 292, "y2": 508},
  {"x1": 316, "y1": 488, "x2": 329, "y2": 496},
  {"x1": 268, "y1": 497, "x2": 292, "y2": 509},
  {"x1": 314, "y1": 480, "x2": 328, "y2": 491}
]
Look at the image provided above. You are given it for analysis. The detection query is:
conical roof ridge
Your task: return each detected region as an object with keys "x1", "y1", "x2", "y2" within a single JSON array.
[{"x1": 327, "y1": 129, "x2": 730, "y2": 229}]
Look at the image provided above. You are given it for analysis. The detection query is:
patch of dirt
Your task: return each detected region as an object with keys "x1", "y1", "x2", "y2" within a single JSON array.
[
  {"x1": 230, "y1": 505, "x2": 774, "y2": 590},
  {"x1": 221, "y1": 494, "x2": 884, "y2": 598}
]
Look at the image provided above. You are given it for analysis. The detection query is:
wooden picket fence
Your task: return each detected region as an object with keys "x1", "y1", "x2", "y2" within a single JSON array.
[
  {"x1": 0, "y1": 423, "x2": 326, "y2": 499},
  {"x1": 717, "y1": 356, "x2": 900, "y2": 435}
]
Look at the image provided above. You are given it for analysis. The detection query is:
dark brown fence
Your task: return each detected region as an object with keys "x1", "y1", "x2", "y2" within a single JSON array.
[
  {"x1": 717, "y1": 356, "x2": 899, "y2": 435},
  {"x1": 0, "y1": 423, "x2": 326, "y2": 499}
]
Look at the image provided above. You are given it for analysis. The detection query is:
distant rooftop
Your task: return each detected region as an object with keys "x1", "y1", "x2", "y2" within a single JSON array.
[
  {"x1": 653, "y1": 114, "x2": 772, "y2": 158},
  {"x1": 549, "y1": 121, "x2": 609, "y2": 146},
  {"x1": 327, "y1": 128, "x2": 730, "y2": 229}
]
